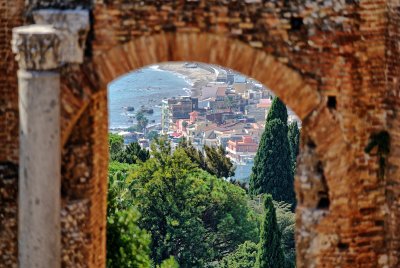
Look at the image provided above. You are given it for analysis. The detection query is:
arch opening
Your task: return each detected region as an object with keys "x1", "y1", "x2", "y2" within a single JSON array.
[
  {"x1": 107, "y1": 62, "x2": 301, "y2": 267},
  {"x1": 62, "y1": 32, "x2": 341, "y2": 267},
  {"x1": 103, "y1": 50, "x2": 304, "y2": 266}
]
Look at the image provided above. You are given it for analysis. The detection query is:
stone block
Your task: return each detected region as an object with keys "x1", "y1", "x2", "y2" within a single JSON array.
[{"x1": 33, "y1": 9, "x2": 90, "y2": 64}]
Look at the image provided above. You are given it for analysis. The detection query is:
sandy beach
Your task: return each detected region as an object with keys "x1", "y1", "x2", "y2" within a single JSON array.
[{"x1": 158, "y1": 62, "x2": 219, "y2": 98}]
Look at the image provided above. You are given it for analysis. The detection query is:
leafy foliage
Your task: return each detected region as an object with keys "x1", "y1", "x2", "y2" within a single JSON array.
[
  {"x1": 266, "y1": 97, "x2": 288, "y2": 123},
  {"x1": 157, "y1": 256, "x2": 179, "y2": 268},
  {"x1": 249, "y1": 197, "x2": 296, "y2": 267},
  {"x1": 274, "y1": 202, "x2": 296, "y2": 267},
  {"x1": 147, "y1": 130, "x2": 160, "y2": 141},
  {"x1": 108, "y1": 133, "x2": 150, "y2": 164},
  {"x1": 288, "y1": 121, "x2": 300, "y2": 171},
  {"x1": 250, "y1": 119, "x2": 296, "y2": 206},
  {"x1": 217, "y1": 241, "x2": 258, "y2": 268},
  {"x1": 136, "y1": 111, "x2": 149, "y2": 133},
  {"x1": 107, "y1": 208, "x2": 152, "y2": 268},
  {"x1": 127, "y1": 125, "x2": 142, "y2": 133},
  {"x1": 107, "y1": 166, "x2": 151, "y2": 268},
  {"x1": 256, "y1": 195, "x2": 285, "y2": 268},
  {"x1": 178, "y1": 139, "x2": 235, "y2": 179},
  {"x1": 129, "y1": 138, "x2": 258, "y2": 267},
  {"x1": 109, "y1": 133, "x2": 124, "y2": 161},
  {"x1": 109, "y1": 161, "x2": 136, "y2": 176},
  {"x1": 178, "y1": 138, "x2": 207, "y2": 170},
  {"x1": 107, "y1": 118, "x2": 298, "y2": 267},
  {"x1": 204, "y1": 145, "x2": 235, "y2": 178},
  {"x1": 118, "y1": 142, "x2": 150, "y2": 164}
]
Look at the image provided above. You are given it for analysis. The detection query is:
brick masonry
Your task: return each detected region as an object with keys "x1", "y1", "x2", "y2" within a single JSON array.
[{"x1": 1, "y1": 0, "x2": 400, "y2": 267}]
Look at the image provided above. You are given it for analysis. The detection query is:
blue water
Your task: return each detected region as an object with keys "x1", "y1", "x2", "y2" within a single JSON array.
[{"x1": 108, "y1": 66, "x2": 192, "y2": 129}]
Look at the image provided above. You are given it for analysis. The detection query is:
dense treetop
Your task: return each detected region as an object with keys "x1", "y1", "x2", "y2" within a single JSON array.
[
  {"x1": 250, "y1": 118, "x2": 295, "y2": 206},
  {"x1": 266, "y1": 97, "x2": 288, "y2": 124},
  {"x1": 106, "y1": 108, "x2": 298, "y2": 266},
  {"x1": 128, "y1": 138, "x2": 258, "y2": 266}
]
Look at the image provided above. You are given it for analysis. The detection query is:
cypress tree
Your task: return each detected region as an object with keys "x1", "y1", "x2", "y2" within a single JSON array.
[
  {"x1": 266, "y1": 97, "x2": 288, "y2": 123},
  {"x1": 288, "y1": 121, "x2": 300, "y2": 170},
  {"x1": 250, "y1": 96, "x2": 296, "y2": 206},
  {"x1": 249, "y1": 118, "x2": 295, "y2": 206},
  {"x1": 256, "y1": 194, "x2": 285, "y2": 268}
]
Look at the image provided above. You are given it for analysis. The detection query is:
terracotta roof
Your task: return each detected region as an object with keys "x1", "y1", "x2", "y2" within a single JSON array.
[
  {"x1": 171, "y1": 132, "x2": 182, "y2": 138},
  {"x1": 203, "y1": 124, "x2": 218, "y2": 132},
  {"x1": 216, "y1": 87, "x2": 226, "y2": 96},
  {"x1": 257, "y1": 98, "x2": 272, "y2": 108}
]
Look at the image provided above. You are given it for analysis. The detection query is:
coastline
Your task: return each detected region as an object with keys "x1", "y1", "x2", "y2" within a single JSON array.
[
  {"x1": 109, "y1": 62, "x2": 219, "y2": 131},
  {"x1": 156, "y1": 62, "x2": 218, "y2": 98}
]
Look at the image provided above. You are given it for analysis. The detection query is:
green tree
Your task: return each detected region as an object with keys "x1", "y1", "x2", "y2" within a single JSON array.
[
  {"x1": 107, "y1": 208, "x2": 152, "y2": 268},
  {"x1": 249, "y1": 118, "x2": 296, "y2": 206},
  {"x1": 157, "y1": 256, "x2": 179, "y2": 268},
  {"x1": 275, "y1": 202, "x2": 296, "y2": 268},
  {"x1": 204, "y1": 145, "x2": 235, "y2": 178},
  {"x1": 288, "y1": 121, "x2": 300, "y2": 170},
  {"x1": 266, "y1": 97, "x2": 288, "y2": 123},
  {"x1": 129, "y1": 138, "x2": 258, "y2": 267},
  {"x1": 109, "y1": 139, "x2": 150, "y2": 165},
  {"x1": 107, "y1": 165, "x2": 151, "y2": 268},
  {"x1": 136, "y1": 111, "x2": 149, "y2": 133},
  {"x1": 218, "y1": 241, "x2": 258, "y2": 268},
  {"x1": 147, "y1": 130, "x2": 160, "y2": 141},
  {"x1": 109, "y1": 161, "x2": 136, "y2": 176},
  {"x1": 224, "y1": 95, "x2": 235, "y2": 111},
  {"x1": 178, "y1": 139, "x2": 235, "y2": 179},
  {"x1": 256, "y1": 195, "x2": 285, "y2": 268},
  {"x1": 249, "y1": 197, "x2": 296, "y2": 268},
  {"x1": 109, "y1": 133, "x2": 124, "y2": 161},
  {"x1": 118, "y1": 142, "x2": 150, "y2": 164},
  {"x1": 178, "y1": 138, "x2": 207, "y2": 170}
]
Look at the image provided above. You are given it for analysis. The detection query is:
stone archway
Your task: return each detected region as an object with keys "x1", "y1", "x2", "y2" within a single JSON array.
[
  {"x1": 58, "y1": 32, "x2": 350, "y2": 267},
  {"x1": 94, "y1": 33, "x2": 321, "y2": 120}
]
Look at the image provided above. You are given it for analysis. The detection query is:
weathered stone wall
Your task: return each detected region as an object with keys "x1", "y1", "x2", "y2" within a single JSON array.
[{"x1": 1, "y1": 0, "x2": 400, "y2": 267}]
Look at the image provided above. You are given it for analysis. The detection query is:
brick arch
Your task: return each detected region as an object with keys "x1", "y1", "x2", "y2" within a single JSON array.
[
  {"x1": 59, "y1": 31, "x2": 351, "y2": 266},
  {"x1": 93, "y1": 32, "x2": 321, "y2": 121},
  {"x1": 89, "y1": 32, "x2": 350, "y2": 201}
]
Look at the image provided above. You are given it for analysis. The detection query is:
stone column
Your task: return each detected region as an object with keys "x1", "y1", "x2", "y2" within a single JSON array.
[
  {"x1": 12, "y1": 25, "x2": 62, "y2": 268},
  {"x1": 11, "y1": 10, "x2": 89, "y2": 267}
]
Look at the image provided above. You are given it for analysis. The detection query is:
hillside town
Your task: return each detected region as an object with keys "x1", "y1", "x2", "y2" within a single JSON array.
[{"x1": 113, "y1": 63, "x2": 301, "y2": 180}]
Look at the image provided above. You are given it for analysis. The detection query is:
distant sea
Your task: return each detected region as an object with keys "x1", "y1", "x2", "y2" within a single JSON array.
[{"x1": 108, "y1": 66, "x2": 192, "y2": 129}]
